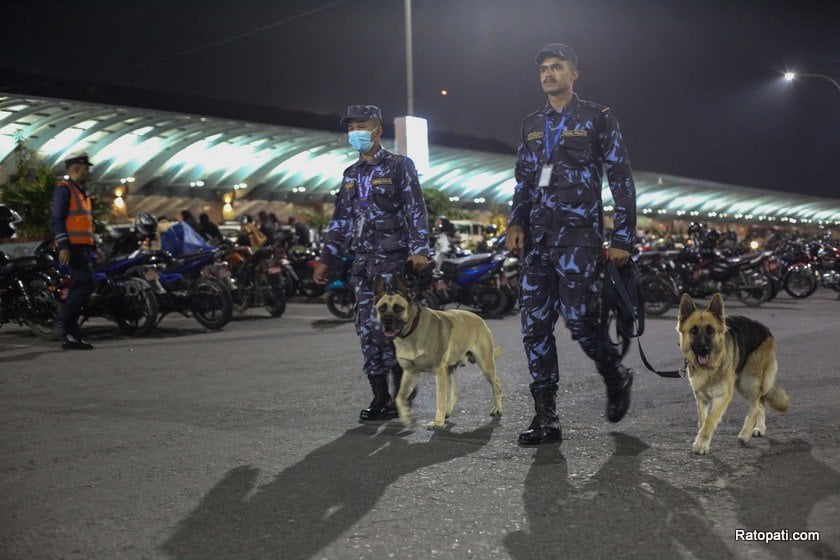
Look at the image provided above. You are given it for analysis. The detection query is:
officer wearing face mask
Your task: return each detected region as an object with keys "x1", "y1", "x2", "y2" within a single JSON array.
[
  {"x1": 313, "y1": 104, "x2": 431, "y2": 421},
  {"x1": 507, "y1": 43, "x2": 637, "y2": 445}
]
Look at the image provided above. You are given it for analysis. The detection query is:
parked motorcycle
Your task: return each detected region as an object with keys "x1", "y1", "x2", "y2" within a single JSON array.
[
  {"x1": 324, "y1": 253, "x2": 355, "y2": 320},
  {"x1": 285, "y1": 245, "x2": 324, "y2": 298},
  {"x1": 671, "y1": 249, "x2": 773, "y2": 306},
  {"x1": 430, "y1": 252, "x2": 511, "y2": 317},
  {"x1": 0, "y1": 250, "x2": 61, "y2": 339},
  {"x1": 634, "y1": 250, "x2": 680, "y2": 316},
  {"x1": 223, "y1": 244, "x2": 288, "y2": 317},
  {"x1": 57, "y1": 250, "x2": 159, "y2": 335},
  {"x1": 139, "y1": 250, "x2": 233, "y2": 329}
]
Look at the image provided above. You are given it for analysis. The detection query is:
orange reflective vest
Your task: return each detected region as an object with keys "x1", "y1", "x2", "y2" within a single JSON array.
[{"x1": 60, "y1": 181, "x2": 95, "y2": 246}]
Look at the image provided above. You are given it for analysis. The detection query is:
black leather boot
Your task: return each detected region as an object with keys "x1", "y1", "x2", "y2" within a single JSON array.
[
  {"x1": 604, "y1": 365, "x2": 633, "y2": 423},
  {"x1": 518, "y1": 387, "x2": 562, "y2": 445},
  {"x1": 359, "y1": 374, "x2": 397, "y2": 421},
  {"x1": 391, "y1": 365, "x2": 417, "y2": 406}
]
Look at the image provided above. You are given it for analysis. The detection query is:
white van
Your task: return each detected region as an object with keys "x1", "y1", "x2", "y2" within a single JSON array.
[{"x1": 450, "y1": 220, "x2": 486, "y2": 249}]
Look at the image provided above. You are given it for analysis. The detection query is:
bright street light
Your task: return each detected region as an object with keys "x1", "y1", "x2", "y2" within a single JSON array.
[{"x1": 783, "y1": 71, "x2": 840, "y2": 94}]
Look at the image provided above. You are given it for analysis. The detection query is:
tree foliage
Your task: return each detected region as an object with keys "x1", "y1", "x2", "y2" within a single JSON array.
[{"x1": 422, "y1": 188, "x2": 469, "y2": 220}]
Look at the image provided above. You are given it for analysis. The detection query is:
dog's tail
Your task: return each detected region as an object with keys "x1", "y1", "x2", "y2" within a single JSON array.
[
  {"x1": 765, "y1": 384, "x2": 789, "y2": 413},
  {"x1": 493, "y1": 345, "x2": 503, "y2": 359}
]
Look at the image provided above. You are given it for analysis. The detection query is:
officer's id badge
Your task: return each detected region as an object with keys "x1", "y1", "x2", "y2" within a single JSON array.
[
  {"x1": 371, "y1": 178, "x2": 393, "y2": 185},
  {"x1": 561, "y1": 130, "x2": 588, "y2": 138},
  {"x1": 538, "y1": 164, "x2": 553, "y2": 187},
  {"x1": 526, "y1": 131, "x2": 544, "y2": 142}
]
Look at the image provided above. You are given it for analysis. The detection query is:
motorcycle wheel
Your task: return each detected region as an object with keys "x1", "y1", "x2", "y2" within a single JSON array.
[
  {"x1": 736, "y1": 271, "x2": 772, "y2": 307},
  {"x1": 476, "y1": 287, "x2": 510, "y2": 319},
  {"x1": 263, "y1": 276, "x2": 287, "y2": 317},
  {"x1": 191, "y1": 277, "x2": 233, "y2": 329},
  {"x1": 114, "y1": 282, "x2": 159, "y2": 335},
  {"x1": 280, "y1": 270, "x2": 296, "y2": 300},
  {"x1": 783, "y1": 266, "x2": 818, "y2": 299},
  {"x1": 24, "y1": 276, "x2": 60, "y2": 340},
  {"x1": 638, "y1": 273, "x2": 674, "y2": 316},
  {"x1": 326, "y1": 290, "x2": 355, "y2": 320}
]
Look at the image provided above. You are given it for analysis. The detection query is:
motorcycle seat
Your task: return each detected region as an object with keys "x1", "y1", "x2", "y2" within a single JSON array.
[
  {"x1": 1, "y1": 256, "x2": 37, "y2": 275},
  {"x1": 439, "y1": 253, "x2": 495, "y2": 277},
  {"x1": 172, "y1": 252, "x2": 213, "y2": 265}
]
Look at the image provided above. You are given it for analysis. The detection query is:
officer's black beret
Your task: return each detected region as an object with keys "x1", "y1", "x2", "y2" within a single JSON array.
[
  {"x1": 64, "y1": 152, "x2": 94, "y2": 168},
  {"x1": 535, "y1": 43, "x2": 579, "y2": 66},
  {"x1": 340, "y1": 105, "x2": 382, "y2": 125}
]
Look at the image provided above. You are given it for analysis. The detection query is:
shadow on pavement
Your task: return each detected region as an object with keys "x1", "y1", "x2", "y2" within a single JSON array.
[
  {"x1": 504, "y1": 433, "x2": 731, "y2": 559},
  {"x1": 727, "y1": 438, "x2": 840, "y2": 560},
  {"x1": 0, "y1": 349, "x2": 56, "y2": 363},
  {"x1": 162, "y1": 420, "x2": 498, "y2": 560}
]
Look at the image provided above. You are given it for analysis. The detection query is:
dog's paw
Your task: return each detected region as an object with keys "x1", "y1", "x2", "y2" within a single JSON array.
[
  {"x1": 426, "y1": 420, "x2": 444, "y2": 430},
  {"x1": 490, "y1": 406, "x2": 502, "y2": 417},
  {"x1": 692, "y1": 437, "x2": 710, "y2": 455},
  {"x1": 752, "y1": 427, "x2": 765, "y2": 437},
  {"x1": 399, "y1": 414, "x2": 414, "y2": 428}
]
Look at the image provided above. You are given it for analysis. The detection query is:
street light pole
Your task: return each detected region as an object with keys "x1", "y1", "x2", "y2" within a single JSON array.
[
  {"x1": 784, "y1": 72, "x2": 840, "y2": 95},
  {"x1": 405, "y1": 0, "x2": 414, "y2": 115}
]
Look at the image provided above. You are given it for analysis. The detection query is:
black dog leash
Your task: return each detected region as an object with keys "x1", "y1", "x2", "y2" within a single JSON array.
[{"x1": 605, "y1": 260, "x2": 686, "y2": 379}]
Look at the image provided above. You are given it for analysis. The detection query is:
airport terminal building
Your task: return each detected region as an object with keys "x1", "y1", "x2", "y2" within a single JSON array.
[{"x1": 2, "y1": 92, "x2": 839, "y2": 234}]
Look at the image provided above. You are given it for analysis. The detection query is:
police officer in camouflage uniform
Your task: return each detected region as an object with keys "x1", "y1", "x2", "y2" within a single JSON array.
[
  {"x1": 506, "y1": 44, "x2": 637, "y2": 445},
  {"x1": 313, "y1": 105, "x2": 431, "y2": 421}
]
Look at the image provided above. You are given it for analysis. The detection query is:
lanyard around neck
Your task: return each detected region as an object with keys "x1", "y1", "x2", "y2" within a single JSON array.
[{"x1": 544, "y1": 112, "x2": 571, "y2": 161}]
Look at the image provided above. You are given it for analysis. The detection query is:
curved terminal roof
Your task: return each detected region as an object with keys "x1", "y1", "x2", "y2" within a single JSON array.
[{"x1": 1, "y1": 92, "x2": 838, "y2": 227}]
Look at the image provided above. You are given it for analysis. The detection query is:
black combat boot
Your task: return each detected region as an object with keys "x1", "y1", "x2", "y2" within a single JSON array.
[
  {"x1": 518, "y1": 387, "x2": 562, "y2": 445},
  {"x1": 391, "y1": 365, "x2": 417, "y2": 406},
  {"x1": 359, "y1": 374, "x2": 398, "y2": 421},
  {"x1": 603, "y1": 365, "x2": 633, "y2": 423}
]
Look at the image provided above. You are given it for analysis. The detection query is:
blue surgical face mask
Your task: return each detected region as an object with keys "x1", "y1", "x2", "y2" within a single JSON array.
[{"x1": 348, "y1": 129, "x2": 377, "y2": 153}]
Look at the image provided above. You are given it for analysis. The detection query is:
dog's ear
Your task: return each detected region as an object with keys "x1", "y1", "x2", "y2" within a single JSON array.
[
  {"x1": 677, "y1": 293, "x2": 696, "y2": 326},
  {"x1": 373, "y1": 275, "x2": 387, "y2": 299},
  {"x1": 392, "y1": 273, "x2": 410, "y2": 297},
  {"x1": 706, "y1": 293, "x2": 725, "y2": 322}
]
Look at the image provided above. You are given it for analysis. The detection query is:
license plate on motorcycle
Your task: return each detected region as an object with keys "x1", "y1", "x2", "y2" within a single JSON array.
[{"x1": 267, "y1": 267, "x2": 282, "y2": 274}]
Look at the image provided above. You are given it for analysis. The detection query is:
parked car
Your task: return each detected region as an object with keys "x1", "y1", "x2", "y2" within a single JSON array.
[{"x1": 450, "y1": 220, "x2": 486, "y2": 250}]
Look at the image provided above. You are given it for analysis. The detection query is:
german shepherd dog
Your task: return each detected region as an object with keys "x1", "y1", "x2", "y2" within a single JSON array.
[
  {"x1": 677, "y1": 293, "x2": 789, "y2": 455},
  {"x1": 373, "y1": 274, "x2": 503, "y2": 430}
]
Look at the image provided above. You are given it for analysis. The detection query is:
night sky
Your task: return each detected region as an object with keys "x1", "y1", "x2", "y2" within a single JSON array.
[{"x1": 2, "y1": 0, "x2": 839, "y2": 198}]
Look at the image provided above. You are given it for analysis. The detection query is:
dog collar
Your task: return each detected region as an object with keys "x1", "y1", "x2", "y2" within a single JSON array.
[{"x1": 397, "y1": 309, "x2": 421, "y2": 338}]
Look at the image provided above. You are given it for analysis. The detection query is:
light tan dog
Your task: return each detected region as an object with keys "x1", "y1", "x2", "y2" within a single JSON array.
[
  {"x1": 373, "y1": 275, "x2": 503, "y2": 430},
  {"x1": 677, "y1": 293, "x2": 789, "y2": 455}
]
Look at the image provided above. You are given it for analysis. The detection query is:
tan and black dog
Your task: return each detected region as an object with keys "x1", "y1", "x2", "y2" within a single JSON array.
[
  {"x1": 373, "y1": 275, "x2": 503, "y2": 430},
  {"x1": 677, "y1": 293, "x2": 789, "y2": 455}
]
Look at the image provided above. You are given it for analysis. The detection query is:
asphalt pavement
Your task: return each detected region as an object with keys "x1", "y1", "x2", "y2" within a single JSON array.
[{"x1": 1, "y1": 290, "x2": 839, "y2": 560}]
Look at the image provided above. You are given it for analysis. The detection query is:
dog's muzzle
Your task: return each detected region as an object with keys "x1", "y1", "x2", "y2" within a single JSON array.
[
  {"x1": 380, "y1": 315, "x2": 402, "y2": 339},
  {"x1": 694, "y1": 346, "x2": 711, "y2": 366}
]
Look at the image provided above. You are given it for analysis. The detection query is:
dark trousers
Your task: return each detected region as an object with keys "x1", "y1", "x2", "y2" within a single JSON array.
[
  {"x1": 58, "y1": 245, "x2": 95, "y2": 337},
  {"x1": 520, "y1": 245, "x2": 621, "y2": 391}
]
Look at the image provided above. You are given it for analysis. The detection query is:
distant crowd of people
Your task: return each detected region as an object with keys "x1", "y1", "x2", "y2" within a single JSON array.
[{"x1": 156, "y1": 210, "x2": 313, "y2": 249}]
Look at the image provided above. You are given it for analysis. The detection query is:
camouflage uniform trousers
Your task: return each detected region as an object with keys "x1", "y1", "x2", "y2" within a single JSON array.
[
  {"x1": 520, "y1": 245, "x2": 622, "y2": 391},
  {"x1": 352, "y1": 252, "x2": 408, "y2": 377}
]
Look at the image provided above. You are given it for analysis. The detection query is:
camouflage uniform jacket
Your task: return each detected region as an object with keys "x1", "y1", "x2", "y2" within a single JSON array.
[
  {"x1": 508, "y1": 93, "x2": 636, "y2": 251},
  {"x1": 321, "y1": 147, "x2": 430, "y2": 268}
]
